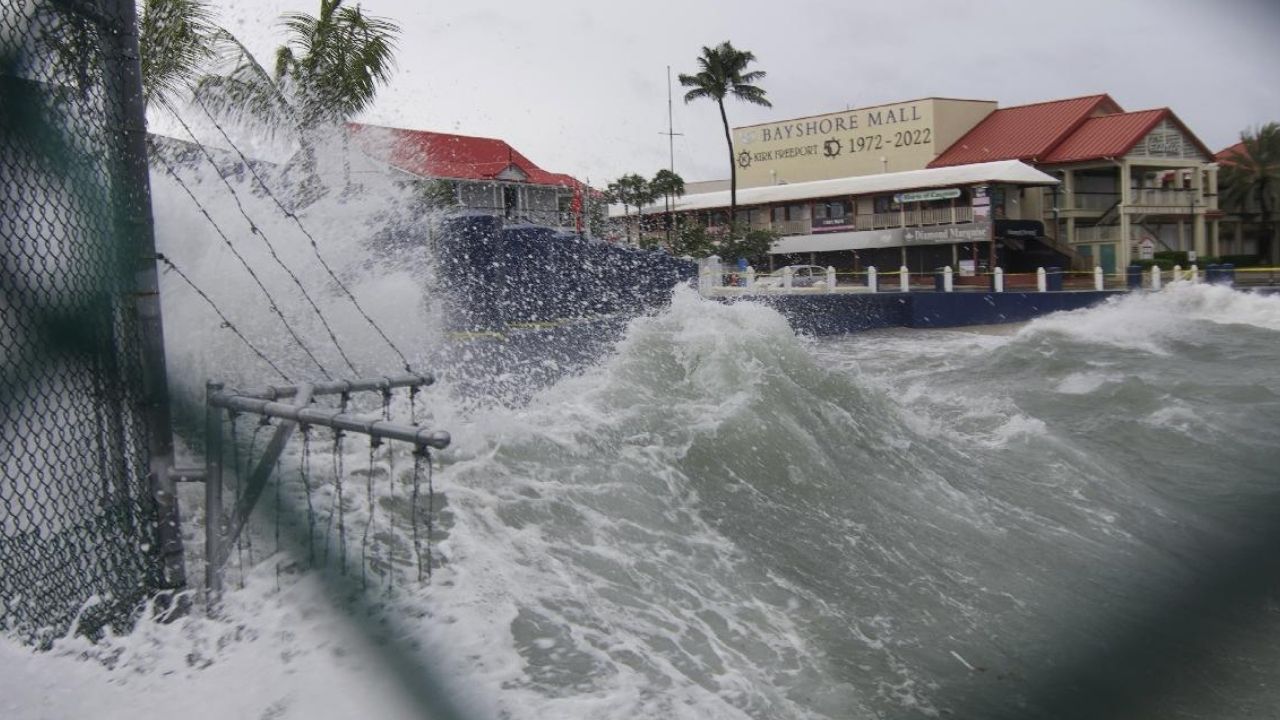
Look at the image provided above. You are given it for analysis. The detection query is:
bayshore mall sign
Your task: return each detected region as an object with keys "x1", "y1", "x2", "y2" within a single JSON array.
[{"x1": 732, "y1": 98, "x2": 996, "y2": 188}]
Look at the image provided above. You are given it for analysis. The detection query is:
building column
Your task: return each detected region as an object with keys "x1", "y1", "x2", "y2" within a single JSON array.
[
  {"x1": 1207, "y1": 166, "x2": 1219, "y2": 210},
  {"x1": 1190, "y1": 166, "x2": 1207, "y2": 257},
  {"x1": 1211, "y1": 219, "x2": 1221, "y2": 258},
  {"x1": 1062, "y1": 168, "x2": 1075, "y2": 213},
  {"x1": 1118, "y1": 161, "x2": 1131, "y2": 273}
]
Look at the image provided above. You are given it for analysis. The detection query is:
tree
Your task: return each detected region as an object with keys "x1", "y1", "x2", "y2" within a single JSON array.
[
  {"x1": 1220, "y1": 122, "x2": 1280, "y2": 264},
  {"x1": 606, "y1": 173, "x2": 651, "y2": 244},
  {"x1": 678, "y1": 42, "x2": 771, "y2": 229},
  {"x1": 650, "y1": 168, "x2": 686, "y2": 246},
  {"x1": 669, "y1": 223, "x2": 716, "y2": 258},
  {"x1": 722, "y1": 227, "x2": 778, "y2": 263},
  {"x1": 138, "y1": 0, "x2": 219, "y2": 111},
  {"x1": 197, "y1": 0, "x2": 399, "y2": 140}
]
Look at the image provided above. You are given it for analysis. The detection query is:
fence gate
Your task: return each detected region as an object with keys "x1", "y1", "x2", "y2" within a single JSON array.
[{"x1": 1, "y1": 0, "x2": 175, "y2": 643}]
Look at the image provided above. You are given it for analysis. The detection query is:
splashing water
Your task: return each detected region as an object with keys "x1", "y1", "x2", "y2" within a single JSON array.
[{"x1": 6, "y1": 140, "x2": 1280, "y2": 720}]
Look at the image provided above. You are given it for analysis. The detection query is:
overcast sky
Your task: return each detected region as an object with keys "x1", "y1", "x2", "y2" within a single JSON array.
[{"x1": 204, "y1": 0, "x2": 1280, "y2": 185}]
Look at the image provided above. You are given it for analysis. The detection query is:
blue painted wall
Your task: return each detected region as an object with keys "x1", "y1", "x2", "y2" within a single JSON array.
[
  {"x1": 438, "y1": 215, "x2": 697, "y2": 332},
  {"x1": 733, "y1": 290, "x2": 1120, "y2": 336}
]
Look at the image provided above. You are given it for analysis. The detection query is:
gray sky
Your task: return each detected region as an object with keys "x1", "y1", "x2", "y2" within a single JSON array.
[{"x1": 209, "y1": 0, "x2": 1280, "y2": 185}]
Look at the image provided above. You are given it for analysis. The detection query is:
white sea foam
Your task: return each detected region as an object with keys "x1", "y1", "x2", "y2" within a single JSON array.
[{"x1": 1019, "y1": 282, "x2": 1280, "y2": 354}]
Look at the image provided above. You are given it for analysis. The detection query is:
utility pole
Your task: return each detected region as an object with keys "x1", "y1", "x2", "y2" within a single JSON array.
[{"x1": 659, "y1": 65, "x2": 684, "y2": 246}]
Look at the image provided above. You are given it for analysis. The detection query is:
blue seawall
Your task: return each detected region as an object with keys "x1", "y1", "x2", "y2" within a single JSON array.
[
  {"x1": 435, "y1": 214, "x2": 697, "y2": 333},
  {"x1": 742, "y1": 290, "x2": 1120, "y2": 336}
]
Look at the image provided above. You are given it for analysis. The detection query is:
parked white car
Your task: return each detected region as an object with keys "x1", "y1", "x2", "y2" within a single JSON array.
[{"x1": 753, "y1": 264, "x2": 829, "y2": 290}]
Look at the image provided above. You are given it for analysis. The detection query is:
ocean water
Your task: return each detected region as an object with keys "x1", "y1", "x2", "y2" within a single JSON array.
[
  {"x1": 9, "y1": 158, "x2": 1280, "y2": 720},
  {"x1": 416, "y1": 283, "x2": 1280, "y2": 720}
]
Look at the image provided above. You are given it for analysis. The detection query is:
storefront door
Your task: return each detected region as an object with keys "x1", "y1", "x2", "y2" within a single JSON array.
[{"x1": 1099, "y1": 243, "x2": 1117, "y2": 274}]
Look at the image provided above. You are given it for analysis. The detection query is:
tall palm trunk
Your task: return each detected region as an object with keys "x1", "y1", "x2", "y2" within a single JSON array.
[
  {"x1": 1263, "y1": 188, "x2": 1279, "y2": 264},
  {"x1": 718, "y1": 98, "x2": 735, "y2": 229}
]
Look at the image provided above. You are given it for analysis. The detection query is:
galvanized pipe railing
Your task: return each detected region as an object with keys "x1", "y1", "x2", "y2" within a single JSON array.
[
  {"x1": 203, "y1": 373, "x2": 448, "y2": 608},
  {"x1": 233, "y1": 372, "x2": 435, "y2": 400},
  {"x1": 208, "y1": 391, "x2": 450, "y2": 450}
]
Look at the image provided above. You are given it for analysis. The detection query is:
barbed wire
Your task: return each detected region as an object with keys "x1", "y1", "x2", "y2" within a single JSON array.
[
  {"x1": 153, "y1": 150, "x2": 334, "y2": 380},
  {"x1": 154, "y1": 253, "x2": 291, "y2": 382},
  {"x1": 192, "y1": 95, "x2": 416, "y2": 373},
  {"x1": 165, "y1": 107, "x2": 360, "y2": 377}
]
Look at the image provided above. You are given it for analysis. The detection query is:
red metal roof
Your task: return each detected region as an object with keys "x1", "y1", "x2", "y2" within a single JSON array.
[
  {"x1": 347, "y1": 122, "x2": 582, "y2": 188},
  {"x1": 928, "y1": 94, "x2": 1123, "y2": 167},
  {"x1": 1039, "y1": 109, "x2": 1167, "y2": 163},
  {"x1": 1041, "y1": 108, "x2": 1214, "y2": 164},
  {"x1": 1215, "y1": 141, "x2": 1246, "y2": 165}
]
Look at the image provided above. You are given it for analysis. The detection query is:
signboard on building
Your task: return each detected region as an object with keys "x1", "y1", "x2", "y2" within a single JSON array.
[
  {"x1": 903, "y1": 219, "x2": 992, "y2": 246},
  {"x1": 1138, "y1": 237, "x2": 1155, "y2": 260},
  {"x1": 812, "y1": 216, "x2": 855, "y2": 232},
  {"x1": 894, "y1": 188, "x2": 961, "y2": 204},
  {"x1": 994, "y1": 219, "x2": 1044, "y2": 239},
  {"x1": 732, "y1": 98, "x2": 997, "y2": 188}
]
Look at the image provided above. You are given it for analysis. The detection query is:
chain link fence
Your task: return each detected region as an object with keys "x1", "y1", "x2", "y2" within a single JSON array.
[{"x1": 1, "y1": 0, "x2": 170, "y2": 644}]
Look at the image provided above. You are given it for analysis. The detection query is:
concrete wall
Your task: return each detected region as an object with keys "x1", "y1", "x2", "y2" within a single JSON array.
[{"x1": 932, "y1": 98, "x2": 999, "y2": 156}]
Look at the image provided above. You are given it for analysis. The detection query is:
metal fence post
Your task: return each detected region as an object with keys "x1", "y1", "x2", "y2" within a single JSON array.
[
  {"x1": 205, "y1": 382, "x2": 225, "y2": 609},
  {"x1": 103, "y1": 0, "x2": 180, "y2": 589}
]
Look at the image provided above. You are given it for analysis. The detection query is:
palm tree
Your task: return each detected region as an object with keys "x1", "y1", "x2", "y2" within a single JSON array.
[
  {"x1": 197, "y1": 0, "x2": 398, "y2": 140},
  {"x1": 1220, "y1": 123, "x2": 1280, "y2": 264},
  {"x1": 650, "y1": 169, "x2": 685, "y2": 246},
  {"x1": 138, "y1": 0, "x2": 219, "y2": 111},
  {"x1": 678, "y1": 42, "x2": 771, "y2": 228},
  {"x1": 607, "y1": 174, "x2": 650, "y2": 244}
]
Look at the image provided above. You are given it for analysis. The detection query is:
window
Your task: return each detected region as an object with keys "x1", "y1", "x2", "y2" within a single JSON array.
[
  {"x1": 813, "y1": 200, "x2": 851, "y2": 220},
  {"x1": 771, "y1": 206, "x2": 786, "y2": 223},
  {"x1": 502, "y1": 186, "x2": 519, "y2": 218}
]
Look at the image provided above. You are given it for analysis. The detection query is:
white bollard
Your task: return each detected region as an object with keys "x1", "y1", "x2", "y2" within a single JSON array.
[
  {"x1": 994, "y1": 267, "x2": 1004, "y2": 293},
  {"x1": 943, "y1": 265, "x2": 954, "y2": 292},
  {"x1": 900, "y1": 265, "x2": 910, "y2": 293},
  {"x1": 1036, "y1": 266, "x2": 1047, "y2": 292},
  {"x1": 1172, "y1": 264, "x2": 1182, "y2": 283},
  {"x1": 1093, "y1": 265, "x2": 1104, "y2": 291},
  {"x1": 826, "y1": 266, "x2": 836, "y2": 293},
  {"x1": 1150, "y1": 265, "x2": 1162, "y2": 291},
  {"x1": 708, "y1": 255, "x2": 722, "y2": 290},
  {"x1": 783, "y1": 265, "x2": 794, "y2": 292},
  {"x1": 1190, "y1": 263, "x2": 1199, "y2": 283},
  {"x1": 868, "y1": 266, "x2": 878, "y2": 293},
  {"x1": 745, "y1": 266, "x2": 756, "y2": 290}
]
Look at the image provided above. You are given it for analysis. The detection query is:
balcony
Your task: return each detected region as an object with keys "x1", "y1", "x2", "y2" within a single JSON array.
[
  {"x1": 772, "y1": 218, "x2": 812, "y2": 236},
  {"x1": 1131, "y1": 188, "x2": 1199, "y2": 210},
  {"x1": 1074, "y1": 225, "x2": 1119, "y2": 244},
  {"x1": 1072, "y1": 192, "x2": 1120, "y2": 211}
]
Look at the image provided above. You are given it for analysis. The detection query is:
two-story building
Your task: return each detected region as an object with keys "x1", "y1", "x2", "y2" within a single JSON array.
[
  {"x1": 348, "y1": 123, "x2": 590, "y2": 230},
  {"x1": 928, "y1": 95, "x2": 1219, "y2": 271},
  {"x1": 638, "y1": 94, "x2": 1221, "y2": 273}
]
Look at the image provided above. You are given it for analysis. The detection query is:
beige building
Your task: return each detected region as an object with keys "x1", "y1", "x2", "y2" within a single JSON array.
[
  {"x1": 638, "y1": 93, "x2": 1223, "y2": 274},
  {"x1": 733, "y1": 97, "x2": 996, "y2": 187}
]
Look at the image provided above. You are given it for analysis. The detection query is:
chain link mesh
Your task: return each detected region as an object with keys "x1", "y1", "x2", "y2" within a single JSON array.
[{"x1": 1, "y1": 0, "x2": 166, "y2": 644}]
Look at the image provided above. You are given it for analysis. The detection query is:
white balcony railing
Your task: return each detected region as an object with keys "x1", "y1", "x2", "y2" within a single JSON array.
[
  {"x1": 1132, "y1": 188, "x2": 1196, "y2": 208},
  {"x1": 771, "y1": 218, "x2": 812, "y2": 236},
  {"x1": 920, "y1": 207, "x2": 951, "y2": 225},
  {"x1": 1074, "y1": 225, "x2": 1119, "y2": 243},
  {"x1": 1072, "y1": 192, "x2": 1120, "y2": 211}
]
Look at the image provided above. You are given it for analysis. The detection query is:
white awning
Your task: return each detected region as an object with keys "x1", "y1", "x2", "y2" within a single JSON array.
[
  {"x1": 771, "y1": 228, "x2": 904, "y2": 254},
  {"x1": 614, "y1": 159, "x2": 1057, "y2": 218}
]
